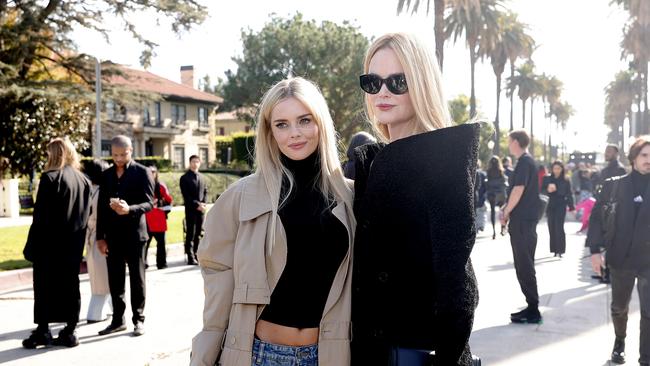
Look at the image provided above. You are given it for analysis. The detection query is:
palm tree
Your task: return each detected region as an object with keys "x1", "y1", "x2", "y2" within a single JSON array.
[
  {"x1": 397, "y1": 0, "x2": 447, "y2": 70},
  {"x1": 478, "y1": 10, "x2": 508, "y2": 155},
  {"x1": 506, "y1": 60, "x2": 537, "y2": 130},
  {"x1": 538, "y1": 74, "x2": 563, "y2": 161},
  {"x1": 551, "y1": 100, "x2": 575, "y2": 160},
  {"x1": 621, "y1": 21, "x2": 650, "y2": 134},
  {"x1": 500, "y1": 13, "x2": 535, "y2": 131},
  {"x1": 528, "y1": 74, "x2": 545, "y2": 155},
  {"x1": 605, "y1": 70, "x2": 636, "y2": 148},
  {"x1": 445, "y1": 0, "x2": 503, "y2": 118}
]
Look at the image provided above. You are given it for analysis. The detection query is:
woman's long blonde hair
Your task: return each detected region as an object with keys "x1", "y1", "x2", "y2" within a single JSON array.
[
  {"x1": 363, "y1": 32, "x2": 451, "y2": 142},
  {"x1": 255, "y1": 77, "x2": 353, "y2": 254},
  {"x1": 44, "y1": 137, "x2": 80, "y2": 171}
]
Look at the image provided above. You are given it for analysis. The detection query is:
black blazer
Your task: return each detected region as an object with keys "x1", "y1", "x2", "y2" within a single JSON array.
[
  {"x1": 24, "y1": 165, "x2": 91, "y2": 262},
  {"x1": 96, "y1": 160, "x2": 154, "y2": 243},
  {"x1": 180, "y1": 170, "x2": 208, "y2": 212},
  {"x1": 541, "y1": 175, "x2": 574, "y2": 212},
  {"x1": 351, "y1": 123, "x2": 480, "y2": 366},
  {"x1": 587, "y1": 173, "x2": 650, "y2": 269}
]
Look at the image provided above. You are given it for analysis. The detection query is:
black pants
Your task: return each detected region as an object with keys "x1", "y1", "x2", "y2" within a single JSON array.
[
  {"x1": 184, "y1": 211, "x2": 204, "y2": 256},
  {"x1": 106, "y1": 239, "x2": 146, "y2": 325},
  {"x1": 610, "y1": 266, "x2": 650, "y2": 363},
  {"x1": 509, "y1": 217, "x2": 539, "y2": 308},
  {"x1": 145, "y1": 231, "x2": 167, "y2": 268},
  {"x1": 547, "y1": 208, "x2": 567, "y2": 254}
]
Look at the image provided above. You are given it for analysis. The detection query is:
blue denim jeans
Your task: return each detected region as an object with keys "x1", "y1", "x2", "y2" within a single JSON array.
[{"x1": 251, "y1": 337, "x2": 318, "y2": 366}]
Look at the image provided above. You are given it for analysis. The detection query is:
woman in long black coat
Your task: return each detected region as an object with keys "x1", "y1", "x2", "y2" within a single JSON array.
[
  {"x1": 541, "y1": 160, "x2": 575, "y2": 257},
  {"x1": 352, "y1": 33, "x2": 479, "y2": 366},
  {"x1": 22, "y1": 138, "x2": 91, "y2": 348}
]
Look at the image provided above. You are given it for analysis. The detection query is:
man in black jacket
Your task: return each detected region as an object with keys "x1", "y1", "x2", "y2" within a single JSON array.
[
  {"x1": 96, "y1": 135, "x2": 154, "y2": 337},
  {"x1": 600, "y1": 144, "x2": 628, "y2": 186},
  {"x1": 501, "y1": 129, "x2": 542, "y2": 324},
  {"x1": 180, "y1": 155, "x2": 208, "y2": 265},
  {"x1": 588, "y1": 136, "x2": 650, "y2": 365}
]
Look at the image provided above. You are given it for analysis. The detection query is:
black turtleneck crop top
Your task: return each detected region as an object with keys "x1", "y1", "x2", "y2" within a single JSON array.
[{"x1": 259, "y1": 152, "x2": 349, "y2": 329}]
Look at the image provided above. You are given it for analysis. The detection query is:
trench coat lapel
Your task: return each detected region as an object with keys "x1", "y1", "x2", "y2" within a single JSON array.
[{"x1": 321, "y1": 201, "x2": 353, "y2": 319}]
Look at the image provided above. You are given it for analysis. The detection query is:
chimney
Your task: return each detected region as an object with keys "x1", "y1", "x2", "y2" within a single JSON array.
[{"x1": 180, "y1": 65, "x2": 194, "y2": 88}]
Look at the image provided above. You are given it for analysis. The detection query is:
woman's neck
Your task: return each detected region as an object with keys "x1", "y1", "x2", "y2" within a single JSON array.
[{"x1": 387, "y1": 120, "x2": 416, "y2": 142}]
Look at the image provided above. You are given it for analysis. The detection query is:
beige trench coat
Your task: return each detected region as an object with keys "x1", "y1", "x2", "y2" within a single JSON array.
[
  {"x1": 191, "y1": 173, "x2": 355, "y2": 366},
  {"x1": 85, "y1": 185, "x2": 110, "y2": 295}
]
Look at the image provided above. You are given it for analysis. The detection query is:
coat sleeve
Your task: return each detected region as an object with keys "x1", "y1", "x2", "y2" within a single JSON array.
[
  {"x1": 566, "y1": 180, "x2": 575, "y2": 211},
  {"x1": 190, "y1": 181, "x2": 241, "y2": 366},
  {"x1": 159, "y1": 182, "x2": 173, "y2": 205},
  {"x1": 128, "y1": 168, "x2": 154, "y2": 216},
  {"x1": 586, "y1": 180, "x2": 611, "y2": 254}
]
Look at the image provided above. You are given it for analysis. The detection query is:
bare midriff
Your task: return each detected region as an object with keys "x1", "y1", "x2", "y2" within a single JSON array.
[{"x1": 255, "y1": 319, "x2": 319, "y2": 346}]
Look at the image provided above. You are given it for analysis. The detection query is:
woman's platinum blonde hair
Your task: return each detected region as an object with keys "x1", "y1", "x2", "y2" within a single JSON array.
[
  {"x1": 254, "y1": 77, "x2": 353, "y2": 254},
  {"x1": 45, "y1": 137, "x2": 80, "y2": 171},
  {"x1": 363, "y1": 32, "x2": 451, "y2": 141}
]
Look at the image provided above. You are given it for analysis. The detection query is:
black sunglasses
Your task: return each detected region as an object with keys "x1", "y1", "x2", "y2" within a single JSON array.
[{"x1": 359, "y1": 73, "x2": 408, "y2": 95}]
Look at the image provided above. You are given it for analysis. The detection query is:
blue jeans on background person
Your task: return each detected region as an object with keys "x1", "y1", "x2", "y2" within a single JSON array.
[{"x1": 252, "y1": 337, "x2": 318, "y2": 366}]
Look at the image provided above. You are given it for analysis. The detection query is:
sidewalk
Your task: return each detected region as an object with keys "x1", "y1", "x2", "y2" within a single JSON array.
[{"x1": 0, "y1": 220, "x2": 638, "y2": 365}]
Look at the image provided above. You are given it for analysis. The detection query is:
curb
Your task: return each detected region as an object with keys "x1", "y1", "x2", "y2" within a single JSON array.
[{"x1": 0, "y1": 242, "x2": 187, "y2": 293}]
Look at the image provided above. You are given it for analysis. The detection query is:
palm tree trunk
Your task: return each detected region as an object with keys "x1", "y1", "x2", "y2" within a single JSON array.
[
  {"x1": 434, "y1": 0, "x2": 445, "y2": 71},
  {"x1": 495, "y1": 73, "x2": 502, "y2": 155},
  {"x1": 530, "y1": 98, "x2": 535, "y2": 156},
  {"x1": 470, "y1": 47, "x2": 477, "y2": 118},
  {"x1": 548, "y1": 117, "x2": 553, "y2": 160},
  {"x1": 509, "y1": 62, "x2": 515, "y2": 131},
  {"x1": 521, "y1": 98, "x2": 526, "y2": 129}
]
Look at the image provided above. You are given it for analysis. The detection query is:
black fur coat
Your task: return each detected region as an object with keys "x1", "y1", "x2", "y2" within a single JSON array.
[{"x1": 351, "y1": 123, "x2": 480, "y2": 366}]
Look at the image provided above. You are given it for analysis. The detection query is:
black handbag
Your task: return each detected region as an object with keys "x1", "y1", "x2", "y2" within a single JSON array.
[
  {"x1": 389, "y1": 347, "x2": 435, "y2": 366},
  {"x1": 601, "y1": 179, "x2": 621, "y2": 248}
]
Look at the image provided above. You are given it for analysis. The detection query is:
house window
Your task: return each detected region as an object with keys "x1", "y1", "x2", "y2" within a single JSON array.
[
  {"x1": 155, "y1": 102, "x2": 162, "y2": 126},
  {"x1": 101, "y1": 140, "x2": 112, "y2": 157},
  {"x1": 143, "y1": 105, "x2": 151, "y2": 126},
  {"x1": 198, "y1": 106, "x2": 209, "y2": 127},
  {"x1": 105, "y1": 100, "x2": 115, "y2": 121},
  {"x1": 172, "y1": 104, "x2": 186, "y2": 125},
  {"x1": 173, "y1": 146, "x2": 185, "y2": 170},
  {"x1": 218, "y1": 127, "x2": 225, "y2": 136},
  {"x1": 199, "y1": 147, "x2": 209, "y2": 169}
]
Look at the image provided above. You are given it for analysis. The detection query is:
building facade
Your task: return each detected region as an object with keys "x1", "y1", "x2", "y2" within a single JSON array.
[{"x1": 97, "y1": 64, "x2": 223, "y2": 170}]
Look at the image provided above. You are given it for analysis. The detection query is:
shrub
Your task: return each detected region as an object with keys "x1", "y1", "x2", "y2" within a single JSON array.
[{"x1": 231, "y1": 132, "x2": 256, "y2": 168}]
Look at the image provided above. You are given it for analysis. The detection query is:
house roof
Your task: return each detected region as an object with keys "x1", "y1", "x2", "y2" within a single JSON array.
[{"x1": 104, "y1": 63, "x2": 223, "y2": 105}]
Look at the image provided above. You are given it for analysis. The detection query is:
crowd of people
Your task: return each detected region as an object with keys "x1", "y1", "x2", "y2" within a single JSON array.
[
  {"x1": 21, "y1": 136, "x2": 212, "y2": 347},
  {"x1": 17, "y1": 31, "x2": 650, "y2": 366}
]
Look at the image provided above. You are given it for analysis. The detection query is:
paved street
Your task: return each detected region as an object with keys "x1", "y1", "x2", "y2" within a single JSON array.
[{"x1": 0, "y1": 219, "x2": 639, "y2": 365}]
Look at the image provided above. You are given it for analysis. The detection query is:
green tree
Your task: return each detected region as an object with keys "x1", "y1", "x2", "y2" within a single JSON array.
[
  {"x1": 550, "y1": 100, "x2": 574, "y2": 160},
  {"x1": 0, "y1": 0, "x2": 207, "y2": 176},
  {"x1": 506, "y1": 60, "x2": 537, "y2": 129},
  {"x1": 220, "y1": 13, "x2": 369, "y2": 140},
  {"x1": 448, "y1": 94, "x2": 471, "y2": 124},
  {"x1": 0, "y1": 92, "x2": 91, "y2": 177},
  {"x1": 397, "y1": 0, "x2": 447, "y2": 71},
  {"x1": 605, "y1": 70, "x2": 636, "y2": 148},
  {"x1": 500, "y1": 13, "x2": 535, "y2": 131},
  {"x1": 445, "y1": 0, "x2": 503, "y2": 118},
  {"x1": 538, "y1": 74, "x2": 563, "y2": 162}
]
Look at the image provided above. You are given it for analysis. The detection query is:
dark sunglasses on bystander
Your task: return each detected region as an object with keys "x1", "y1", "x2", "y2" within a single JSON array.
[{"x1": 359, "y1": 73, "x2": 408, "y2": 95}]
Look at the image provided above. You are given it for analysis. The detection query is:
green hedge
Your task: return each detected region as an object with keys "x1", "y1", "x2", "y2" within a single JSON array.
[
  {"x1": 231, "y1": 132, "x2": 255, "y2": 168},
  {"x1": 80, "y1": 156, "x2": 172, "y2": 172},
  {"x1": 158, "y1": 171, "x2": 241, "y2": 205}
]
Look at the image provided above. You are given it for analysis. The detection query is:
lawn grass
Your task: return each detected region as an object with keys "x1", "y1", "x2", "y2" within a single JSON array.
[{"x1": 0, "y1": 225, "x2": 30, "y2": 271}]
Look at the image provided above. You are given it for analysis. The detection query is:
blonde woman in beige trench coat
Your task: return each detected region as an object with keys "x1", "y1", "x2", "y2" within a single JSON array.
[{"x1": 191, "y1": 77, "x2": 355, "y2": 366}]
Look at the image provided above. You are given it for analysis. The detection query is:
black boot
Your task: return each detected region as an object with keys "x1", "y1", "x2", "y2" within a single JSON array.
[
  {"x1": 22, "y1": 328, "x2": 53, "y2": 349},
  {"x1": 510, "y1": 306, "x2": 542, "y2": 324},
  {"x1": 187, "y1": 253, "x2": 197, "y2": 265},
  {"x1": 610, "y1": 337, "x2": 625, "y2": 364},
  {"x1": 53, "y1": 326, "x2": 79, "y2": 347}
]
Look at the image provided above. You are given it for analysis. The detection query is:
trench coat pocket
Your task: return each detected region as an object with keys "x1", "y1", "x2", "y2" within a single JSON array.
[
  {"x1": 191, "y1": 329, "x2": 225, "y2": 366},
  {"x1": 232, "y1": 283, "x2": 271, "y2": 304},
  {"x1": 320, "y1": 321, "x2": 351, "y2": 340}
]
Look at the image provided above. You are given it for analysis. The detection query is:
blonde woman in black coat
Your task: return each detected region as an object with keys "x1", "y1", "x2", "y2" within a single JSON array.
[
  {"x1": 352, "y1": 32, "x2": 479, "y2": 366},
  {"x1": 22, "y1": 138, "x2": 91, "y2": 348}
]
